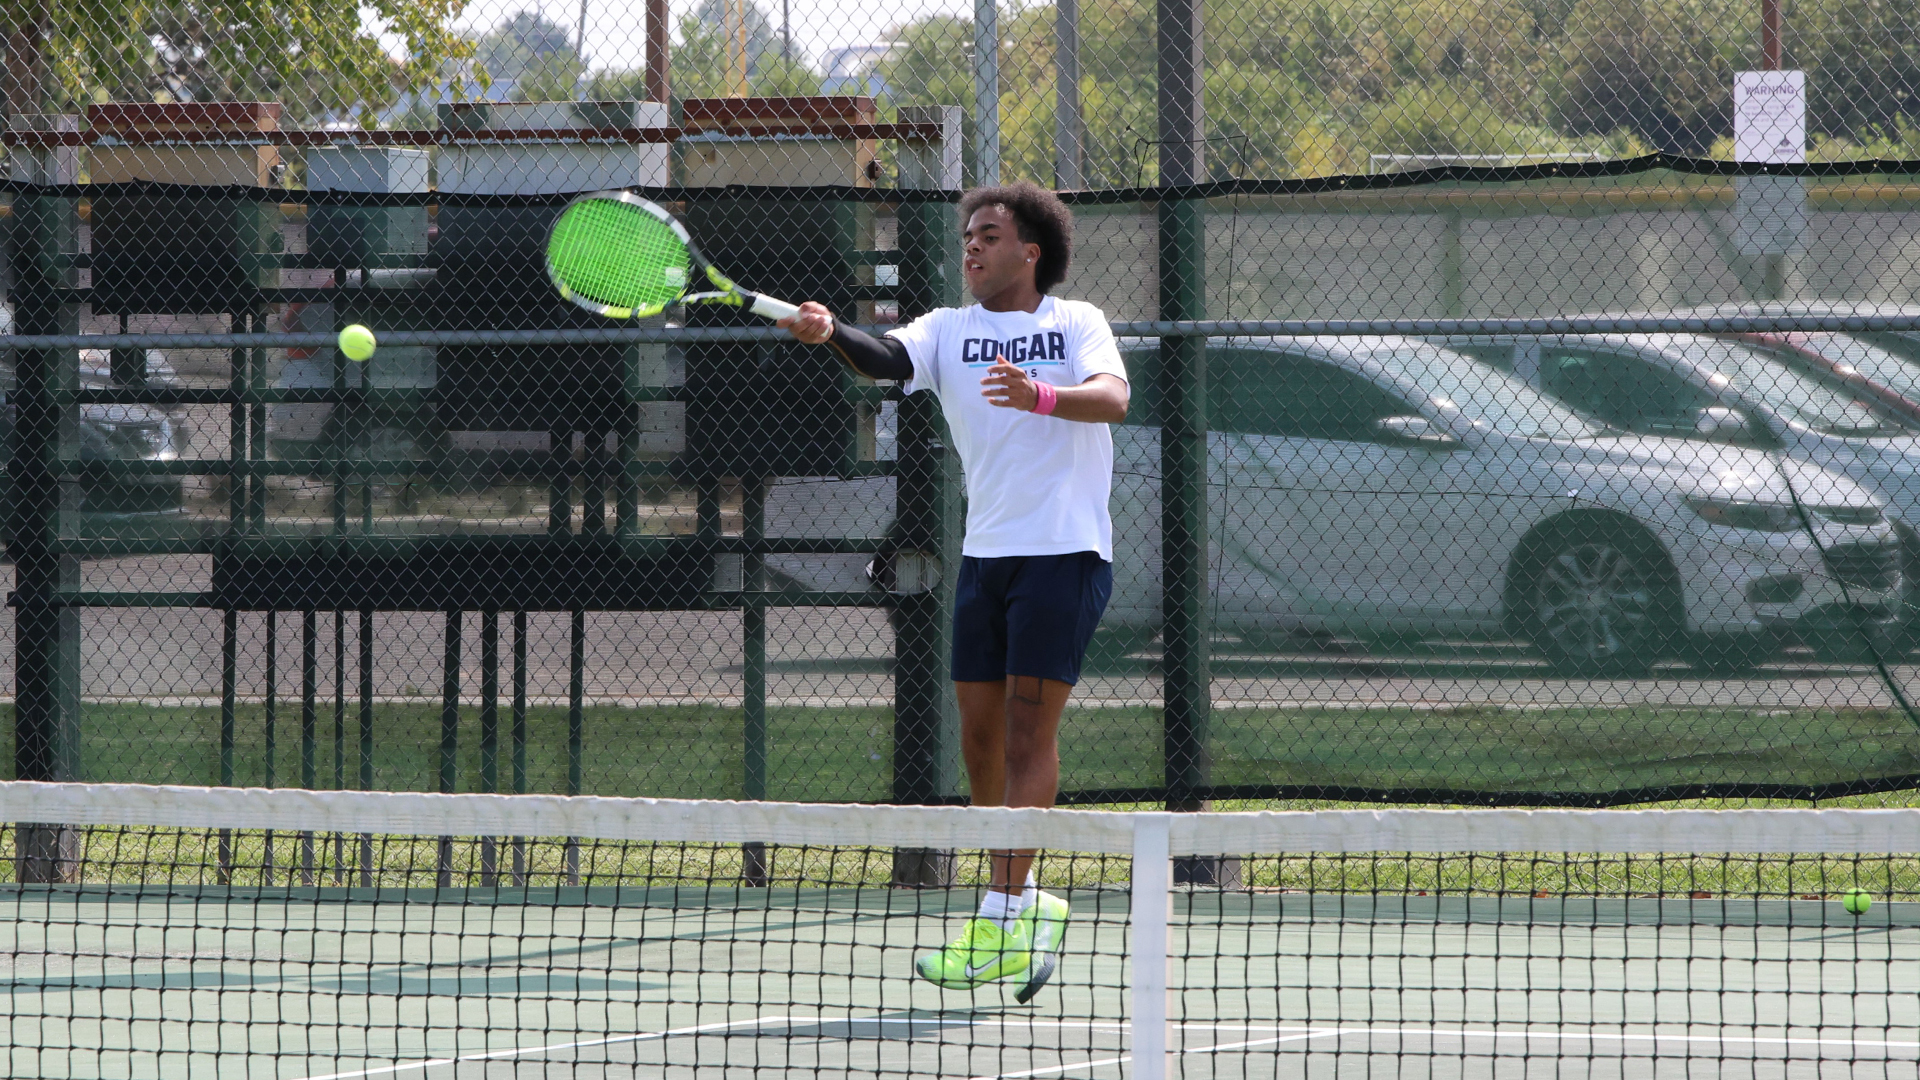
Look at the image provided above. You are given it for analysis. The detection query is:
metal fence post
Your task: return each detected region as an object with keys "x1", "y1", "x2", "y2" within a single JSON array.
[
  {"x1": 742, "y1": 477, "x2": 770, "y2": 887},
  {"x1": 8, "y1": 186, "x2": 82, "y2": 883},
  {"x1": 973, "y1": 0, "x2": 1001, "y2": 184},
  {"x1": 1055, "y1": 0, "x2": 1084, "y2": 190},
  {"x1": 437, "y1": 609, "x2": 461, "y2": 887},
  {"x1": 1158, "y1": 0, "x2": 1237, "y2": 886},
  {"x1": 891, "y1": 107, "x2": 962, "y2": 886},
  {"x1": 480, "y1": 608, "x2": 500, "y2": 886},
  {"x1": 300, "y1": 609, "x2": 318, "y2": 883}
]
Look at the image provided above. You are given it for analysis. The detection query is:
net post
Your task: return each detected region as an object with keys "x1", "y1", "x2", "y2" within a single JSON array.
[{"x1": 1130, "y1": 811, "x2": 1173, "y2": 1080}]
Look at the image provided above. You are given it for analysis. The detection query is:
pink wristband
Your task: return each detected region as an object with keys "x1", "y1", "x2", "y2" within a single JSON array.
[{"x1": 1032, "y1": 380, "x2": 1058, "y2": 416}]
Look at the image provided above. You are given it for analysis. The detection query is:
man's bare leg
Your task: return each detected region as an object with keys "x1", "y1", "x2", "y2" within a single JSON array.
[{"x1": 956, "y1": 675, "x2": 1072, "y2": 895}]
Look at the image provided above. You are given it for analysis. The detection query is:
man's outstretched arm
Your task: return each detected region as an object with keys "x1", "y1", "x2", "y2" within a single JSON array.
[{"x1": 778, "y1": 300, "x2": 913, "y2": 382}]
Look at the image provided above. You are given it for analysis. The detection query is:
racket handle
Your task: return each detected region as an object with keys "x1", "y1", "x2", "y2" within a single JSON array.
[{"x1": 746, "y1": 292, "x2": 800, "y2": 321}]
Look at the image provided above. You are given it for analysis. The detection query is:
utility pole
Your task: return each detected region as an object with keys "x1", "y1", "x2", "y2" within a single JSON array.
[
  {"x1": 727, "y1": 0, "x2": 749, "y2": 97},
  {"x1": 1761, "y1": 0, "x2": 1782, "y2": 70},
  {"x1": 644, "y1": 0, "x2": 668, "y2": 103},
  {"x1": 1760, "y1": 0, "x2": 1785, "y2": 299}
]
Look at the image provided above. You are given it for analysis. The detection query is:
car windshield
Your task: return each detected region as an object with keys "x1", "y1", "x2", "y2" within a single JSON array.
[
  {"x1": 1645, "y1": 334, "x2": 1906, "y2": 437},
  {"x1": 1362, "y1": 342, "x2": 1611, "y2": 439}
]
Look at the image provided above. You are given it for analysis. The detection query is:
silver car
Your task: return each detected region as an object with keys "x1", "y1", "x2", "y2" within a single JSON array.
[
  {"x1": 1438, "y1": 330, "x2": 1920, "y2": 650},
  {"x1": 768, "y1": 336, "x2": 1900, "y2": 675}
]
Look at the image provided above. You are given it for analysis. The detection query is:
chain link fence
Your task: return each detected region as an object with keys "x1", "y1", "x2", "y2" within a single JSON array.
[{"x1": 4, "y1": 0, "x2": 1920, "y2": 829}]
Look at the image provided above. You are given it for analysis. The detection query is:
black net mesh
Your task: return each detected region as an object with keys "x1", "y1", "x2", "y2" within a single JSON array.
[{"x1": 1, "y1": 787, "x2": 1916, "y2": 1077}]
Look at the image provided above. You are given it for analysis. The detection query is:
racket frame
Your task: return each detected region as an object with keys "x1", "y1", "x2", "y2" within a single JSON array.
[{"x1": 547, "y1": 190, "x2": 799, "y2": 321}]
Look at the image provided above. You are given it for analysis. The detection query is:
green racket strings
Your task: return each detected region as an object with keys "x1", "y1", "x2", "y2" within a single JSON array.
[{"x1": 547, "y1": 198, "x2": 694, "y2": 316}]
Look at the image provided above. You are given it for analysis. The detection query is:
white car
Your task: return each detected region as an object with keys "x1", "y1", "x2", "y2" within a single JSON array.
[
  {"x1": 1437, "y1": 331, "x2": 1920, "y2": 644},
  {"x1": 765, "y1": 336, "x2": 1900, "y2": 675}
]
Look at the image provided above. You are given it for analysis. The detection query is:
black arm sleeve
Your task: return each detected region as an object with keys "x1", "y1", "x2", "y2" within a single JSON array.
[{"x1": 821, "y1": 321, "x2": 914, "y2": 382}]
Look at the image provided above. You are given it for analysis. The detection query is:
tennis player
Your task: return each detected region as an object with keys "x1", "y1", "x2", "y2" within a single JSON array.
[{"x1": 781, "y1": 181, "x2": 1128, "y2": 996}]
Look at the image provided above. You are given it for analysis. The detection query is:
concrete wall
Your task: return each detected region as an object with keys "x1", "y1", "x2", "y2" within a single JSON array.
[{"x1": 1056, "y1": 195, "x2": 1920, "y2": 321}]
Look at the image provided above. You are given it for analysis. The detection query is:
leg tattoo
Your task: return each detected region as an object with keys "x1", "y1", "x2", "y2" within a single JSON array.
[{"x1": 1010, "y1": 675, "x2": 1046, "y2": 707}]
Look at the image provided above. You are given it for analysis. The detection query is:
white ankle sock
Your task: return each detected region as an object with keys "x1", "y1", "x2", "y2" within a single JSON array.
[
  {"x1": 978, "y1": 874, "x2": 1042, "y2": 932},
  {"x1": 977, "y1": 889, "x2": 1022, "y2": 930}
]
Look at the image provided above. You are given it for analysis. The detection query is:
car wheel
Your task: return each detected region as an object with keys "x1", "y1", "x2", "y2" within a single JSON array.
[{"x1": 1519, "y1": 524, "x2": 1677, "y2": 678}]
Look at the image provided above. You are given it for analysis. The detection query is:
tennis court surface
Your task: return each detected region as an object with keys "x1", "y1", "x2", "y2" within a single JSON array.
[{"x1": 3, "y1": 784, "x2": 1918, "y2": 1078}]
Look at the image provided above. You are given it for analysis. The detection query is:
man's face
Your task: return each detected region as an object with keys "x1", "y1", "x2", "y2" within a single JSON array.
[{"x1": 962, "y1": 204, "x2": 1038, "y2": 299}]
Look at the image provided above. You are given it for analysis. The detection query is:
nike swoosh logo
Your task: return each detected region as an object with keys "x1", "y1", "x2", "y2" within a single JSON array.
[{"x1": 963, "y1": 961, "x2": 999, "y2": 979}]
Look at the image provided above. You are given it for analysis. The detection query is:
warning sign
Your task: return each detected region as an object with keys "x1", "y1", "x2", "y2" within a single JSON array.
[{"x1": 1734, "y1": 70, "x2": 1806, "y2": 163}]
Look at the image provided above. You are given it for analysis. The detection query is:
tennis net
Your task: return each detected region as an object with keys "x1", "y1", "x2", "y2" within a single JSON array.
[{"x1": 2, "y1": 783, "x2": 1917, "y2": 1078}]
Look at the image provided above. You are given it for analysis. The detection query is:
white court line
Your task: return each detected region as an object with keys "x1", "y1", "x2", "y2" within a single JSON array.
[
  {"x1": 965, "y1": 1021, "x2": 1920, "y2": 1080},
  {"x1": 293, "y1": 1016, "x2": 790, "y2": 1080},
  {"x1": 1181, "y1": 1030, "x2": 1346, "y2": 1054},
  {"x1": 970, "y1": 1055, "x2": 1131, "y2": 1080},
  {"x1": 300, "y1": 1015, "x2": 1120, "y2": 1080},
  {"x1": 297, "y1": 1014, "x2": 1920, "y2": 1080},
  {"x1": 967, "y1": 1027, "x2": 1345, "y2": 1079},
  {"x1": 1167, "y1": 1024, "x2": 1920, "y2": 1052}
]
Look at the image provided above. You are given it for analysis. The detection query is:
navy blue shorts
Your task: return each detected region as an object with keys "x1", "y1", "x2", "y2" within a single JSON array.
[{"x1": 951, "y1": 551, "x2": 1114, "y2": 686}]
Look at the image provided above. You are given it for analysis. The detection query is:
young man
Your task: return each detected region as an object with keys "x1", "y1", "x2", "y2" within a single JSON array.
[{"x1": 780, "y1": 181, "x2": 1128, "y2": 997}]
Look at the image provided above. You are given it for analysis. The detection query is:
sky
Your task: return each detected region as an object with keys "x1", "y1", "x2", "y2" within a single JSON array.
[{"x1": 368, "y1": 0, "x2": 984, "y2": 77}]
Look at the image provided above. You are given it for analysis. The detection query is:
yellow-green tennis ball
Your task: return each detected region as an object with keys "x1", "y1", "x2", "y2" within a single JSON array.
[
  {"x1": 338, "y1": 324, "x2": 377, "y2": 362},
  {"x1": 1843, "y1": 887, "x2": 1873, "y2": 915}
]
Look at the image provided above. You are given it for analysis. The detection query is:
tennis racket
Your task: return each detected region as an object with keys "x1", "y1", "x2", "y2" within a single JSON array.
[{"x1": 545, "y1": 191, "x2": 801, "y2": 321}]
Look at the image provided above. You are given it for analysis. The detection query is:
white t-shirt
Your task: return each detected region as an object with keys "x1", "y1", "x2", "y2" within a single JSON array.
[{"x1": 887, "y1": 296, "x2": 1128, "y2": 560}]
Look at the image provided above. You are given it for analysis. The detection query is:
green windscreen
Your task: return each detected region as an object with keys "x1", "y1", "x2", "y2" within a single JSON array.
[{"x1": 546, "y1": 197, "x2": 693, "y2": 314}]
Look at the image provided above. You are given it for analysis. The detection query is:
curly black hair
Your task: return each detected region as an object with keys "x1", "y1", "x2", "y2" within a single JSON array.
[{"x1": 959, "y1": 181, "x2": 1074, "y2": 293}]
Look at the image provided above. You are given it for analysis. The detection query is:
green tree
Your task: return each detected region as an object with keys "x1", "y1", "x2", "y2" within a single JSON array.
[
  {"x1": 1554, "y1": 0, "x2": 1739, "y2": 153},
  {"x1": 512, "y1": 53, "x2": 585, "y2": 102},
  {"x1": 13, "y1": 0, "x2": 473, "y2": 125},
  {"x1": 1790, "y1": 0, "x2": 1920, "y2": 143},
  {"x1": 472, "y1": 10, "x2": 585, "y2": 100},
  {"x1": 883, "y1": 0, "x2": 1577, "y2": 186},
  {"x1": 1208, "y1": 0, "x2": 1548, "y2": 122},
  {"x1": 588, "y1": 1, "x2": 819, "y2": 103}
]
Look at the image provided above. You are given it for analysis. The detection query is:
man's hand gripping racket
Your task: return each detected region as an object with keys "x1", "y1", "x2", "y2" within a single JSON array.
[{"x1": 545, "y1": 191, "x2": 800, "y2": 321}]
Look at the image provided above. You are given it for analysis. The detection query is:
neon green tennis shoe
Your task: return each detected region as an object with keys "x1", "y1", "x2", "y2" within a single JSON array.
[
  {"x1": 915, "y1": 916, "x2": 1032, "y2": 989},
  {"x1": 1015, "y1": 891, "x2": 1070, "y2": 1003}
]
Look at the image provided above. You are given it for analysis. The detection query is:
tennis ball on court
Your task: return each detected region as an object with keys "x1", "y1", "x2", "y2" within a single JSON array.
[
  {"x1": 1843, "y1": 887, "x2": 1873, "y2": 915},
  {"x1": 338, "y1": 324, "x2": 377, "y2": 362}
]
